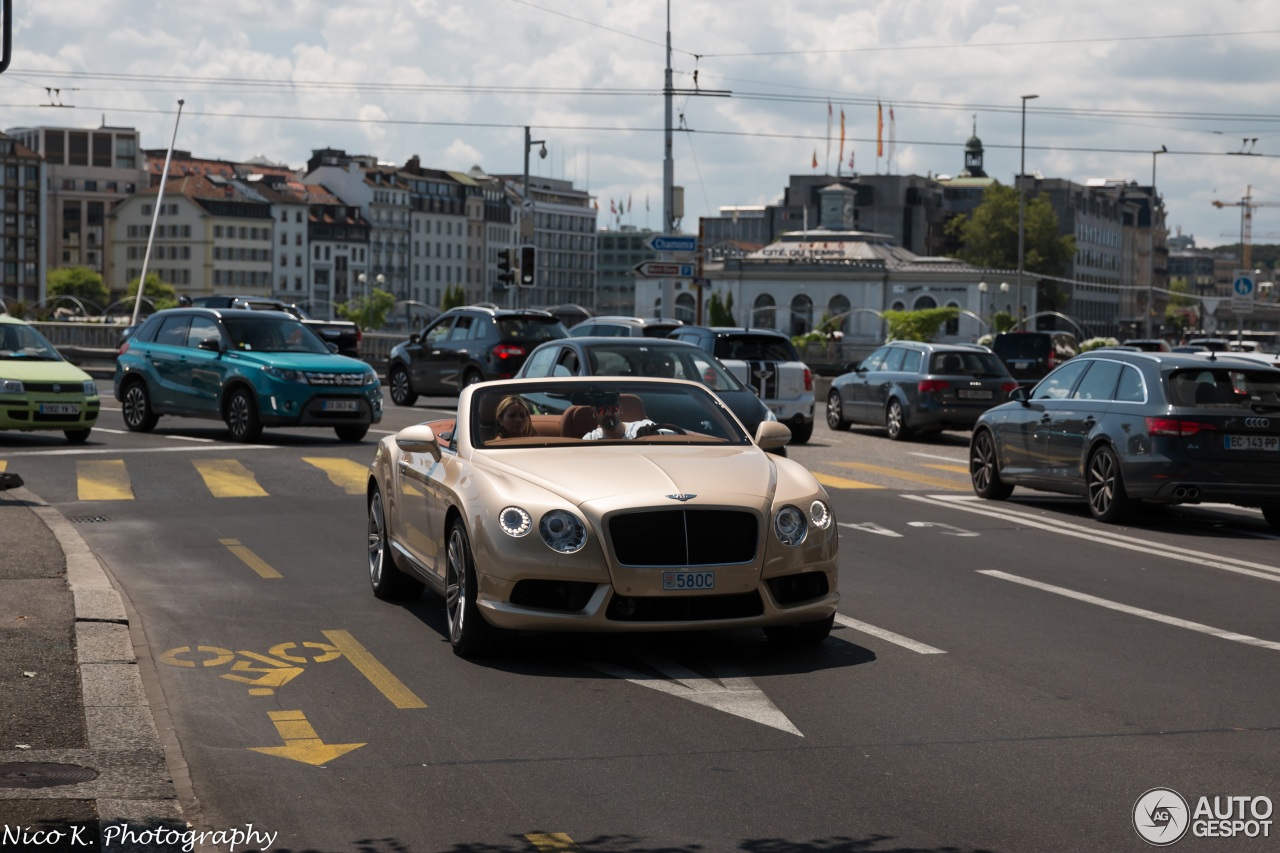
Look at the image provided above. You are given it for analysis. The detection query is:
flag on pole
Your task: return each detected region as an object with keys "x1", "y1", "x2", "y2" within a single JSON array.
[
  {"x1": 838, "y1": 107, "x2": 846, "y2": 175},
  {"x1": 888, "y1": 105, "x2": 896, "y2": 172},
  {"x1": 826, "y1": 100, "x2": 832, "y2": 173},
  {"x1": 812, "y1": 149, "x2": 818, "y2": 169},
  {"x1": 627, "y1": 193, "x2": 632, "y2": 213},
  {"x1": 646, "y1": 191, "x2": 650, "y2": 212},
  {"x1": 610, "y1": 198, "x2": 616, "y2": 215},
  {"x1": 876, "y1": 101, "x2": 884, "y2": 159}
]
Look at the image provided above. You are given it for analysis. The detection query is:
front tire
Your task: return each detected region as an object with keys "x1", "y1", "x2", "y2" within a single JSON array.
[
  {"x1": 970, "y1": 428, "x2": 1013, "y2": 500},
  {"x1": 764, "y1": 613, "x2": 835, "y2": 646},
  {"x1": 64, "y1": 428, "x2": 92, "y2": 444},
  {"x1": 1086, "y1": 445, "x2": 1132, "y2": 523},
  {"x1": 389, "y1": 365, "x2": 417, "y2": 406},
  {"x1": 335, "y1": 424, "x2": 369, "y2": 442},
  {"x1": 368, "y1": 486, "x2": 424, "y2": 600},
  {"x1": 461, "y1": 368, "x2": 483, "y2": 389},
  {"x1": 445, "y1": 521, "x2": 503, "y2": 657},
  {"x1": 885, "y1": 399, "x2": 911, "y2": 441},
  {"x1": 788, "y1": 419, "x2": 813, "y2": 444},
  {"x1": 121, "y1": 380, "x2": 158, "y2": 433},
  {"x1": 826, "y1": 390, "x2": 850, "y2": 431},
  {"x1": 224, "y1": 388, "x2": 263, "y2": 442}
]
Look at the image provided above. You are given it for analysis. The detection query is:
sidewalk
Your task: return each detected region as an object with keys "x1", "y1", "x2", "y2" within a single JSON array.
[{"x1": 0, "y1": 482, "x2": 186, "y2": 852}]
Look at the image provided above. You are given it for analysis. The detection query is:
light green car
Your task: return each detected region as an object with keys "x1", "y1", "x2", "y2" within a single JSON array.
[{"x1": 0, "y1": 314, "x2": 101, "y2": 443}]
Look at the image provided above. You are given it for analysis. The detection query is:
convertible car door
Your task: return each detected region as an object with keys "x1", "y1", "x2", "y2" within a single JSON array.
[{"x1": 394, "y1": 437, "x2": 458, "y2": 581}]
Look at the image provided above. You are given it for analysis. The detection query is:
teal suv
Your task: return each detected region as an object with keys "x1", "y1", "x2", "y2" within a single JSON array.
[{"x1": 114, "y1": 308, "x2": 382, "y2": 442}]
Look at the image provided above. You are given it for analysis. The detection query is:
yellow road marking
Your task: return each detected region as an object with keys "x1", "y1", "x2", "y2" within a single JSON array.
[
  {"x1": 813, "y1": 472, "x2": 883, "y2": 490},
  {"x1": 220, "y1": 538, "x2": 283, "y2": 579},
  {"x1": 322, "y1": 629, "x2": 427, "y2": 709},
  {"x1": 832, "y1": 461, "x2": 967, "y2": 491},
  {"x1": 303, "y1": 457, "x2": 368, "y2": 494},
  {"x1": 525, "y1": 833, "x2": 583, "y2": 851},
  {"x1": 194, "y1": 459, "x2": 267, "y2": 497},
  {"x1": 0, "y1": 460, "x2": 6, "y2": 472},
  {"x1": 76, "y1": 459, "x2": 134, "y2": 500},
  {"x1": 923, "y1": 463, "x2": 970, "y2": 474},
  {"x1": 248, "y1": 709, "x2": 364, "y2": 766}
]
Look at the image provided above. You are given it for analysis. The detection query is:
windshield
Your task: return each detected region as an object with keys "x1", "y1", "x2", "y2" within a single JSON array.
[
  {"x1": 496, "y1": 317, "x2": 568, "y2": 343},
  {"x1": 223, "y1": 316, "x2": 330, "y2": 354},
  {"x1": 586, "y1": 344, "x2": 745, "y2": 392},
  {"x1": 1168, "y1": 367, "x2": 1280, "y2": 408},
  {"x1": 929, "y1": 351, "x2": 1010, "y2": 376},
  {"x1": 0, "y1": 322, "x2": 63, "y2": 361},
  {"x1": 713, "y1": 335, "x2": 800, "y2": 361},
  {"x1": 472, "y1": 380, "x2": 752, "y2": 448}
]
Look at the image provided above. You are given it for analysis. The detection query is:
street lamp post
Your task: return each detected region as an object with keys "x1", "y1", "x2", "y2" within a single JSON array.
[
  {"x1": 1146, "y1": 145, "x2": 1167, "y2": 338},
  {"x1": 978, "y1": 281, "x2": 988, "y2": 336},
  {"x1": 1017, "y1": 94, "x2": 1039, "y2": 329}
]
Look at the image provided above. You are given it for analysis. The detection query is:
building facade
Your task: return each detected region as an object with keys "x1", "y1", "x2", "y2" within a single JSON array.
[{"x1": 0, "y1": 131, "x2": 44, "y2": 307}]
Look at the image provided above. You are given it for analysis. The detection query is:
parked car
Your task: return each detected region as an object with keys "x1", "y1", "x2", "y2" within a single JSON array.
[
  {"x1": 114, "y1": 308, "x2": 382, "y2": 442},
  {"x1": 990, "y1": 330, "x2": 1079, "y2": 388},
  {"x1": 826, "y1": 342, "x2": 1017, "y2": 440},
  {"x1": 668, "y1": 326, "x2": 814, "y2": 443},
  {"x1": 1121, "y1": 338, "x2": 1172, "y2": 352},
  {"x1": 1187, "y1": 337, "x2": 1231, "y2": 352},
  {"x1": 364, "y1": 376, "x2": 839, "y2": 657},
  {"x1": 515, "y1": 336, "x2": 787, "y2": 454},
  {"x1": 1, "y1": 314, "x2": 101, "y2": 443},
  {"x1": 968, "y1": 349, "x2": 1280, "y2": 527},
  {"x1": 569, "y1": 316, "x2": 684, "y2": 338},
  {"x1": 189, "y1": 295, "x2": 362, "y2": 357},
  {"x1": 386, "y1": 306, "x2": 568, "y2": 403}
]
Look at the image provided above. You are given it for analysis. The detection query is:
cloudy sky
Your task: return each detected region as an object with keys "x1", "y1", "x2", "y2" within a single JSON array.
[{"x1": 5, "y1": 1, "x2": 1279, "y2": 253}]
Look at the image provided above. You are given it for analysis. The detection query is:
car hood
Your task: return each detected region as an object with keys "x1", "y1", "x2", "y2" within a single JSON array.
[
  {"x1": 228, "y1": 351, "x2": 371, "y2": 372},
  {"x1": 1, "y1": 359, "x2": 92, "y2": 384},
  {"x1": 476, "y1": 445, "x2": 777, "y2": 507}
]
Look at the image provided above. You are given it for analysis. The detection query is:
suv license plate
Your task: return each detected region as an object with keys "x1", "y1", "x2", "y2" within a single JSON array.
[
  {"x1": 663, "y1": 570, "x2": 715, "y2": 591},
  {"x1": 323, "y1": 400, "x2": 359, "y2": 412},
  {"x1": 957, "y1": 389, "x2": 993, "y2": 400},
  {"x1": 1225, "y1": 435, "x2": 1279, "y2": 451},
  {"x1": 40, "y1": 403, "x2": 80, "y2": 415}
]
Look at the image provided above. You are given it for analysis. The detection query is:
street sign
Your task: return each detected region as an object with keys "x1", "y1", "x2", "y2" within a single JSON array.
[
  {"x1": 633, "y1": 261, "x2": 695, "y2": 278},
  {"x1": 644, "y1": 234, "x2": 698, "y2": 253},
  {"x1": 1233, "y1": 269, "x2": 1255, "y2": 314}
]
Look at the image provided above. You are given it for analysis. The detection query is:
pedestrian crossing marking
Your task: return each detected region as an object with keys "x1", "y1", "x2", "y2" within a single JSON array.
[
  {"x1": 193, "y1": 459, "x2": 268, "y2": 497},
  {"x1": 76, "y1": 460, "x2": 134, "y2": 501},
  {"x1": 814, "y1": 472, "x2": 883, "y2": 490},
  {"x1": 833, "y1": 461, "x2": 967, "y2": 491},
  {"x1": 525, "y1": 833, "x2": 583, "y2": 851},
  {"x1": 303, "y1": 457, "x2": 368, "y2": 495},
  {"x1": 0, "y1": 460, "x2": 6, "y2": 472},
  {"x1": 923, "y1": 463, "x2": 969, "y2": 474}
]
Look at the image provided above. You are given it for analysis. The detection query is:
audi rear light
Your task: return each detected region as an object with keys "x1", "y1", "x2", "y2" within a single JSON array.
[
  {"x1": 918, "y1": 379, "x2": 950, "y2": 393},
  {"x1": 493, "y1": 344, "x2": 526, "y2": 360},
  {"x1": 1047, "y1": 351, "x2": 1057, "y2": 369},
  {"x1": 803, "y1": 367, "x2": 813, "y2": 391},
  {"x1": 1000, "y1": 381, "x2": 1018, "y2": 397},
  {"x1": 1145, "y1": 417, "x2": 1219, "y2": 437}
]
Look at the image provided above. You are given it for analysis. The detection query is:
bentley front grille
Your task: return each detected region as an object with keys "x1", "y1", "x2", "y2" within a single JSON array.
[{"x1": 608, "y1": 509, "x2": 757, "y2": 567}]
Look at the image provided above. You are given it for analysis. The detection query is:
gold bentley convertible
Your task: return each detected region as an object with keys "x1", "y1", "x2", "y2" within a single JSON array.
[{"x1": 366, "y1": 377, "x2": 839, "y2": 657}]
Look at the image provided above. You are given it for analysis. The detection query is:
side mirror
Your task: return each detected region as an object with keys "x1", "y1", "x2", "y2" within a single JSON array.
[
  {"x1": 395, "y1": 423, "x2": 442, "y2": 462},
  {"x1": 409, "y1": 333, "x2": 421, "y2": 345},
  {"x1": 197, "y1": 337, "x2": 224, "y2": 353},
  {"x1": 326, "y1": 342, "x2": 339, "y2": 354},
  {"x1": 755, "y1": 420, "x2": 792, "y2": 450},
  {"x1": 1009, "y1": 386, "x2": 1030, "y2": 404}
]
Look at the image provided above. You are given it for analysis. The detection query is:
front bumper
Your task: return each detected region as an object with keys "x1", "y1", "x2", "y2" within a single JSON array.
[
  {"x1": 258, "y1": 386, "x2": 383, "y2": 427},
  {"x1": 0, "y1": 394, "x2": 100, "y2": 431}
]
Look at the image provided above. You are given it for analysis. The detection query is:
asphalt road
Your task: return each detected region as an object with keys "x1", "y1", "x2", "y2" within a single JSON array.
[{"x1": 2, "y1": 386, "x2": 1277, "y2": 853}]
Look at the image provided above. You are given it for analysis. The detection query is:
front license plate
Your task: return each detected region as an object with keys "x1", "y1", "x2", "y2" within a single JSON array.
[
  {"x1": 957, "y1": 389, "x2": 993, "y2": 400},
  {"x1": 1225, "y1": 434, "x2": 1279, "y2": 451},
  {"x1": 663, "y1": 570, "x2": 715, "y2": 591},
  {"x1": 322, "y1": 399, "x2": 359, "y2": 412},
  {"x1": 39, "y1": 403, "x2": 80, "y2": 415}
]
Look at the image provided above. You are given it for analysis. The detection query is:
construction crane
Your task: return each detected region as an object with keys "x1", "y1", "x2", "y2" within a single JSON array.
[{"x1": 1211, "y1": 185, "x2": 1280, "y2": 269}]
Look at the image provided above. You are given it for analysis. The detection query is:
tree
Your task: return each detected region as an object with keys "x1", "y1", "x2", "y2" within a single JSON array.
[
  {"x1": 47, "y1": 267, "x2": 110, "y2": 314},
  {"x1": 337, "y1": 287, "x2": 395, "y2": 330},
  {"x1": 882, "y1": 307, "x2": 959, "y2": 342},
  {"x1": 946, "y1": 182, "x2": 1076, "y2": 314},
  {"x1": 708, "y1": 291, "x2": 736, "y2": 326},
  {"x1": 441, "y1": 283, "x2": 467, "y2": 312},
  {"x1": 126, "y1": 274, "x2": 178, "y2": 312}
]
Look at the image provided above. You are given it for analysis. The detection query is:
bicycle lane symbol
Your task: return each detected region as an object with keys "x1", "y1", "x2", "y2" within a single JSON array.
[{"x1": 159, "y1": 641, "x2": 342, "y2": 696}]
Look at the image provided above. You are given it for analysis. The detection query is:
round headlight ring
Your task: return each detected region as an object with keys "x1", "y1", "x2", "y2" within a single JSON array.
[
  {"x1": 774, "y1": 504, "x2": 808, "y2": 546},
  {"x1": 809, "y1": 500, "x2": 832, "y2": 529},
  {"x1": 540, "y1": 509, "x2": 587, "y2": 554},
  {"x1": 498, "y1": 506, "x2": 532, "y2": 537}
]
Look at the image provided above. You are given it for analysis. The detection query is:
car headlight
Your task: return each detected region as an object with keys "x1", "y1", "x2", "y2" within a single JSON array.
[
  {"x1": 809, "y1": 500, "x2": 832, "y2": 530},
  {"x1": 82, "y1": 380, "x2": 98, "y2": 396},
  {"x1": 364, "y1": 367, "x2": 379, "y2": 385},
  {"x1": 540, "y1": 509, "x2": 587, "y2": 553},
  {"x1": 773, "y1": 505, "x2": 807, "y2": 546},
  {"x1": 498, "y1": 506, "x2": 533, "y2": 537},
  {"x1": 265, "y1": 366, "x2": 308, "y2": 383},
  {"x1": 0, "y1": 379, "x2": 25, "y2": 395}
]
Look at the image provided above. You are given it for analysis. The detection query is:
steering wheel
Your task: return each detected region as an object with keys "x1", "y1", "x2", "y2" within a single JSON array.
[{"x1": 648, "y1": 423, "x2": 687, "y2": 435}]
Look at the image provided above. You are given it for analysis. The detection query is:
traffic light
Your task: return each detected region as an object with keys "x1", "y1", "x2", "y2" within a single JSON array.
[
  {"x1": 496, "y1": 248, "x2": 515, "y2": 286},
  {"x1": 518, "y1": 246, "x2": 537, "y2": 287}
]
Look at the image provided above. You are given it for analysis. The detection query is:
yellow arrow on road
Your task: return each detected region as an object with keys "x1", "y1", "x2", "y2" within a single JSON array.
[{"x1": 248, "y1": 710, "x2": 364, "y2": 766}]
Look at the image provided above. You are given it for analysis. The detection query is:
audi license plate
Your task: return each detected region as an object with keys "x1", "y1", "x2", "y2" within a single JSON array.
[
  {"x1": 1225, "y1": 434, "x2": 1279, "y2": 451},
  {"x1": 322, "y1": 399, "x2": 359, "y2": 412},
  {"x1": 663, "y1": 570, "x2": 715, "y2": 591},
  {"x1": 957, "y1": 389, "x2": 993, "y2": 400},
  {"x1": 39, "y1": 403, "x2": 80, "y2": 415}
]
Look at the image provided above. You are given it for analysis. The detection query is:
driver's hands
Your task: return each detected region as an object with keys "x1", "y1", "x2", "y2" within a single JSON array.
[{"x1": 634, "y1": 423, "x2": 660, "y2": 437}]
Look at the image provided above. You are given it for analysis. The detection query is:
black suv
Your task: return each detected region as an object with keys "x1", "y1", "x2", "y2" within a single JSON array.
[
  {"x1": 991, "y1": 331, "x2": 1079, "y2": 388},
  {"x1": 387, "y1": 306, "x2": 568, "y2": 403}
]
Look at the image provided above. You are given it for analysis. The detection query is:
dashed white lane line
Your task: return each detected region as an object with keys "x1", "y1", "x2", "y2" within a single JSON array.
[
  {"x1": 834, "y1": 614, "x2": 947, "y2": 654},
  {"x1": 979, "y1": 570, "x2": 1280, "y2": 651}
]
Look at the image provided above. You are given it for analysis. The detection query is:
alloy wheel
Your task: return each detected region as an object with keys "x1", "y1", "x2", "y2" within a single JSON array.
[{"x1": 445, "y1": 527, "x2": 467, "y2": 644}]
